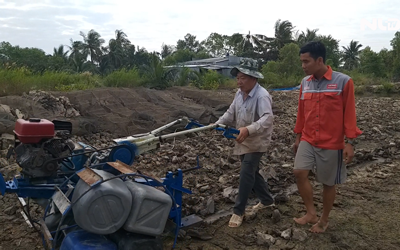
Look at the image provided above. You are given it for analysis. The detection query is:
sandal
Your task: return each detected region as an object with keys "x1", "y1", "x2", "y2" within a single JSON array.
[
  {"x1": 228, "y1": 214, "x2": 244, "y2": 228},
  {"x1": 245, "y1": 202, "x2": 275, "y2": 213}
]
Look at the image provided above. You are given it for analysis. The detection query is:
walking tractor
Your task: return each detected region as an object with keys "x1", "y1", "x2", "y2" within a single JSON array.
[{"x1": 0, "y1": 117, "x2": 239, "y2": 250}]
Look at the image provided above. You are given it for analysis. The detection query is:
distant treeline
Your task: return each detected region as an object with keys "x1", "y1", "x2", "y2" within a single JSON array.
[{"x1": 1, "y1": 19, "x2": 399, "y2": 95}]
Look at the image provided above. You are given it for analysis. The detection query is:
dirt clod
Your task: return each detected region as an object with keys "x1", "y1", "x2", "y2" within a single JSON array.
[{"x1": 0, "y1": 87, "x2": 400, "y2": 250}]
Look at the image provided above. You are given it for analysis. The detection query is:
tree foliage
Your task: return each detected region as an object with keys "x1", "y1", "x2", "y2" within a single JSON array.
[{"x1": 0, "y1": 20, "x2": 399, "y2": 92}]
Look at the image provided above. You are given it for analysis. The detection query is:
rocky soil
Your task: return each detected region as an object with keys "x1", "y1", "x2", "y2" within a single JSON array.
[{"x1": 1, "y1": 87, "x2": 400, "y2": 250}]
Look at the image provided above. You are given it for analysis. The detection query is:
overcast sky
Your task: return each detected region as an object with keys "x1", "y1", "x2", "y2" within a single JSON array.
[{"x1": 0, "y1": 0, "x2": 399, "y2": 55}]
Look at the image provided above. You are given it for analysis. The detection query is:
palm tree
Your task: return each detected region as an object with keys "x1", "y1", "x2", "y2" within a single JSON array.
[
  {"x1": 239, "y1": 31, "x2": 272, "y2": 57},
  {"x1": 295, "y1": 28, "x2": 319, "y2": 47},
  {"x1": 80, "y1": 29, "x2": 105, "y2": 64},
  {"x1": 317, "y1": 35, "x2": 341, "y2": 68},
  {"x1": 53, "y1": 45, "x2": 69, "y2": 61},
  {"x1": 161, "y1": 43, "x2": 175, "y2": 59},
  {"x1": 142, "y1": 53, "x2": 175, "y2": 89},
  {"x1": 123, "y1": 44, "x2": 136, "y2": 69},
  {"x1": 105, "y1": 30, "x2": 130, "y2": 70},
  {"x1": 66, "y1": 39, "x2": 88, "y2": 72},
  {"x1": 341, "y1": 40, "x2": 363, "y2": 70},
  {"x1": 113, "y1": 29, "x2": 130, "y2": 47},
  {"x1": 67, "y1": 39, "x2": 84, "y2": 59},
  {"x1": 273, "y1": 19, "x2": 295, "y2": 50}
]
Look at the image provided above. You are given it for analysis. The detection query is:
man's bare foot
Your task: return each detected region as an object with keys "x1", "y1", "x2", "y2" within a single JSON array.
[
  {"x1": 293, "y1": 213, "x2": 318, "y2": 225},
  {"x1": 309, "y1": 220, "x2": 329, "y2": 233}
]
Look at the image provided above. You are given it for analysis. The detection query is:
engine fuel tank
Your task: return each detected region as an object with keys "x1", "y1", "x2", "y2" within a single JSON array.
[{"x1": 14, "y1": 118, "x2": 55, "y2": 143}]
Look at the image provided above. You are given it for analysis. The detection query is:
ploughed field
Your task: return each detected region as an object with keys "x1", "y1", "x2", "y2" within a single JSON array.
[{"x1": 0, "y1": 87, "x2": 399, "y2": 250}]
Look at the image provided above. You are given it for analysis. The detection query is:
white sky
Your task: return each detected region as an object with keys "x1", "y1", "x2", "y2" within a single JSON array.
[{"x1": 0, "y1": 0, "x2": 399, "y2": 55}]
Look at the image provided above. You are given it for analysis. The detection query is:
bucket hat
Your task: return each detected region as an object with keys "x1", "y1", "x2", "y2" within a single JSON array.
[{"x1": 230, "y1": 58, "x2": 264, "y2": 79}]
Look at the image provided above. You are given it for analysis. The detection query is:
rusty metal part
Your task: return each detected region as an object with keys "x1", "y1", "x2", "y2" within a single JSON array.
[{"x1": 76, "y1": 168, "x2": 103, "y2": 186}]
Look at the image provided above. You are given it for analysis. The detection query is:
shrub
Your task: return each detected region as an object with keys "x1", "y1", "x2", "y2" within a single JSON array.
[
  {"x1": 219, "y1": 78, "x2": 237, "y2": 89},
  {"x1": 102, "y1": 68, "x2": 143, "y2": 87},
  {"x1": 263, "y1": 72, "x2": 280, "y2": 87},
  {"x1": 201, "y1": 80, "x2": 219, "y2": 90},
  {"x1": 194, "y1": 69, "x2": 225, "y2": 89},
  {"x1": 202, "y1": 70, "x2": 224, "y2": 85},
  {"x1": 382, "y1": 82, "x2": 394, "y2": 94},
  {"x1": 354, "y1": 85, "x2": 366, "y2": 95}
]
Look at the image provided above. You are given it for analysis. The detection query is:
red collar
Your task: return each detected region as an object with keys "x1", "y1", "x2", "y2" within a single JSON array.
[{"x1": 307, "y1": 66, "x2": 332, "y2": 81}]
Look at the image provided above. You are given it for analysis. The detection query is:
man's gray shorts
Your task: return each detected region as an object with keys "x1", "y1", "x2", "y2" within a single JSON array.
[{"x1": 294, "y1": 140, "x2": 346, "y2": 186}]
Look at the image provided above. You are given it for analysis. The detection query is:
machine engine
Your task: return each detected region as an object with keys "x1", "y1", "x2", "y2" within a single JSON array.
[
  {"x1": 11, "y1": 118, "x2": 75, "y2": 178},
  {"x1": 0, "y1": 117, "x2": 241, "y2": 250}
]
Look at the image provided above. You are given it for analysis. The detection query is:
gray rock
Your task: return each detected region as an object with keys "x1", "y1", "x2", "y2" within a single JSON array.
[
  {"x1": 218, "y1": 175, "x2": 229, "y2": 184},
  {"x1": 272, "y1": 209, "x2": 281, "y2": 223},
  {"x1": 206, "y1": 196, "x2": 215, "y2": 214},
  {"x1": 0, "y1": 158, "x2": 9, "y2": 168},
  {"x1": 281, "y1": 228, "x2": 292, "y2": 240},
  {"x1": 269, "y1": 246, "x2": 281, "y2": 250},
  {"x1": 1, "y1": 133, "x2": 15, "y2": 150},
  {"x1": 222, "y1": 186, "x2": 238, "y2": 202},
  {"x1": 203, "y1": 210, "x2": 231, "y2": 224},
  {"x1": 256, "y1": 232, "x2": 275, "y2": 246},
  {"x1": 199, "y1": 185, "x2": 210, "y2": 192},
  {"x1": 14, "y1": 109, "x2": 24, "y2": 119},
  {"x1": 3, "y1": 205, "x2": 17, "y2": 215},
  {"x1": 292, "y1": 228, "x2": 307, "y2": 241}
]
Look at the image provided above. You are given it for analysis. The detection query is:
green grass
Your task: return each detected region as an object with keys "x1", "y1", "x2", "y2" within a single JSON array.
[
  {"x1": 0, "y1": 67, "x2": 101, "y2": 96},
  {"x1": 0, "y1": 67, "x2": 142, "y2": 96},
  {"x1": 0, "y1": 66, "x2": 398, "y2": 96}
]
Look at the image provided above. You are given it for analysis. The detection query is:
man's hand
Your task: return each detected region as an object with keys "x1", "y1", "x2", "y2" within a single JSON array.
[
  {"x1": 343, "y1": 143, "x2": 354, "y2": 164},
  {"x1": 293, "y1": 134, "x2": 301, "y2": 155},
  {"x1": 236, "y1": 127, "x2": 249, "y2": 143}
]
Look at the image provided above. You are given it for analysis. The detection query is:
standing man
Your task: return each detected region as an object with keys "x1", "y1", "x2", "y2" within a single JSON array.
[
  {"x1": 293, "y1": 41, "x2": 362, "y2": 233},
  {"x1": 215, "y1": 58, "x2": 275, "y2": 228}
]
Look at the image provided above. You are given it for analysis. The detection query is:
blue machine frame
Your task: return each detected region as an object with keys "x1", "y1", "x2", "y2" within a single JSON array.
[{"x1": 0, "y1": 118, "x2": 239, "y2": 249}]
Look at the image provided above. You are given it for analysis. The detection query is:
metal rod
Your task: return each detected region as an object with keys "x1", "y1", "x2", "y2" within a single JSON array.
[
  {"x1": 113, "y1": 117, "x2": 191, "y2": 143},
  {"x1": 149, "y1": 117, "x2": 191, "y2": 135},
  {"x1": 134, "y1": 124, "x2": 226, "y2": 147}
]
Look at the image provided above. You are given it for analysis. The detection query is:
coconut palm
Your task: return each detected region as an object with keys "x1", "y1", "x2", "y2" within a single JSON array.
[
  {"x1": 142, "y1": 52, "x2": 176, "y2": 89},
  {"x1": 317, "y1": 35, "x2": 341, "y2": 68},
  {"x1": 80, "y1": 29, "x2": 105, "y2": 64},
  {"x1": 161, "y1": 43, "x2": 175, "y2": 59},
  {"x1": 67, "y1": 39, "x2": 85, "y2": 59},
  {"x1": 273, "y1": 19, "x2": 295, "y2": 50},
  {"x1": 66, "y1": 39, "x2": 88, "y2": 72},
  {"x1": 239, "y1": 31, "x2": 272, "y2": 57},
  {"x1": 53, "y1": 45, "x2": 69, "y2": 61},
  {"x1": 105, "y1": 30, "x2": 130, "y2": 70},
  {"x1": 113, "y1": 29, "x2": 130, "y2": 47},
  {"x1": 341, "y1": 40, "x2": 363, "y2": 70},
  {"x1": 295, "y1": 28, "x2": 319, "y2": 47}
]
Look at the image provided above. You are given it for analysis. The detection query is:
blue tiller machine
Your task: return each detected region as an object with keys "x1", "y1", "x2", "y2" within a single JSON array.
[{"x1": 0, "y1": 117, "x2": 238, "y2": 250}]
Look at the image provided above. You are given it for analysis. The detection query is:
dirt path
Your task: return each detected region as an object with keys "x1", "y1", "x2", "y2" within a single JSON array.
[
  {"x1": 168, "y1": 160, "x2": 400, "y2": 250},
  {"x1": 0, "y1": 87, "x2": 399, "y2": 250}
]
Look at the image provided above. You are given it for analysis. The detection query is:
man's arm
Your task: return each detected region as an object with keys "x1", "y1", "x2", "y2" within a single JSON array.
[
  {"x1": 342, "y1": 78, "x2": 362, "y2": 139},
  {"x1": 293, "y1": 84, "x2": 305, "y2": 134},
  {"x1": 293, "y1": 86, "x2": 304, "y2": 154},
  {"x1": 246, "y1": 95, "x2": 273, "y2": 135}
]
